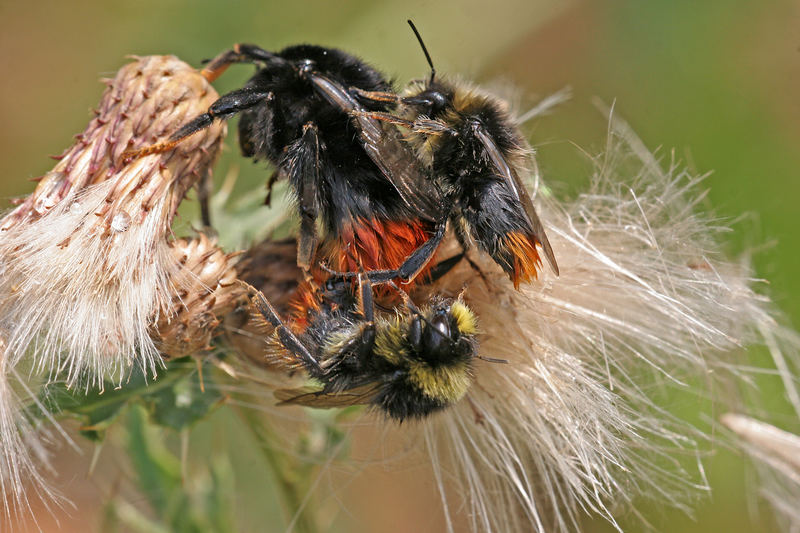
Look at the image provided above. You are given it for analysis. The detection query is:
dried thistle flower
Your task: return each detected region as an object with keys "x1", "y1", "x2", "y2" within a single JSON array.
[
  {"x1": 0, "y1": 55, "x2": 225, "y2": 522},
  {"x1": 223, "y1": 236, "x2": 304, "y2": 369},
  {"x1": 152, "y1": 234, "x2": 247, "y2": 359}
]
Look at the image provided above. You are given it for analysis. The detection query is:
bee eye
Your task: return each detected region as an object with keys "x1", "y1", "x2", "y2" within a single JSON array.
[
  {"x1": 409, "y1": 316, "x2": 423, "y2": 350},
  {"x1": 403, "y1": 90, "x2": 448, "y2": 117},
  {"x1": 431, "y1": 313, "x2": 451, "y2": 338},
  {"x1": 429, "y1": 91, "x2": 448, "y2": 115},
  {"x1": 420, "y1": 312, "x2": 457, "y2": 364}
]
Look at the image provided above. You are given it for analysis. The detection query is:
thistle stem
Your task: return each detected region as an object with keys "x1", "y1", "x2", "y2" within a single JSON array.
[{"x1": 234, "y1": 406, "x2": 319, "y2": 533}]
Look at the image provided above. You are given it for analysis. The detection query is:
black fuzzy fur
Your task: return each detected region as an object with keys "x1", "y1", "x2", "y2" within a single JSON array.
[{"x1": 231, "y1": 45, "x2": 424, "y2": 233}]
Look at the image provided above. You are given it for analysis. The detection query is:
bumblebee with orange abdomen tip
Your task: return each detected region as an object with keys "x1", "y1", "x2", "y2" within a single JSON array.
[
  {"x1": 124, "y1": 24, "x2": 557, "y2": 298},
  {"x1": 353, "y1": 21, "x2": 559, "y2": 288}
]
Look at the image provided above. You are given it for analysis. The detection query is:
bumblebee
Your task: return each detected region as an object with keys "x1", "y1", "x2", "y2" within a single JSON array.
[
  {"x1": 125, "y1": 43, "x2": 442, "y2": 290},
  {"x1": 242, "y1": 270, "x2": 479, "y2": 421},
  {"x1": 350, "y1": 21, "x2": 559, "y2": 288}
]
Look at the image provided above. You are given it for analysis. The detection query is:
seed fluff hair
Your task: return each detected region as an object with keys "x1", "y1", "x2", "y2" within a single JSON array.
[
  {"x1": 395, "y1": 111, "x2": 800, "y2": 532},
  {"x1": 723, "y1": 414, "x2": 800, "y2": 532}
]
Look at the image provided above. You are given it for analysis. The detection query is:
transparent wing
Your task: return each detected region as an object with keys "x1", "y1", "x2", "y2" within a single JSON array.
[
  {"x1": 473, "y1": 123, "x2": 559, "y2": 275},
  {"x1": 307, "y1": 73, "x2": 442, "y2": 221},
  {"x1": 274, "y1": 381, "x2": 382, "y2": 408}
]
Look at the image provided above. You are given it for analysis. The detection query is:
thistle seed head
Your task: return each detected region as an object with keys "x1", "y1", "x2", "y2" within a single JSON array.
[
  {"x1": 393, "y1": 119, "x2": 800, "y2": 533},
  {"x1": 723, "y1": 414, "x2": 800, "y2": 531},
  {"x1": 152, "y1": 234, "x2": 247, "y2": 359},
  {"x1": 222, "y1": 236, "x2": 304, "y2": 369}
]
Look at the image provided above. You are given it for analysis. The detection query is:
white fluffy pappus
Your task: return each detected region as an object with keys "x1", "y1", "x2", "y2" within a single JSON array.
[
  {"x1": 407, "y1": 115, "x2": 800, "y2": 532},
  {"x1": 0, "y1": 55, "x2": 225, "y2": 525},
  {"x1": 723, "y1": 414, "x2": 800, "y2": 532}
]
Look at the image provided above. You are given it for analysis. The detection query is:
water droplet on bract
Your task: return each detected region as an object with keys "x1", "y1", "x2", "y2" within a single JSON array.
[{"x1": 111, "y1": 211, "x2": 131, "y2": 233}]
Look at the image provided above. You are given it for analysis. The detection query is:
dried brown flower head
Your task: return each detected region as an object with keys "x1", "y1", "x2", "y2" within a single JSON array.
[
  {"x1": 223, "y1": 236, "x2": 303, "y2": 369},
  {"x1": 153, "y1": 234, "x2": 246, "y2": 359},
  {"x1": 0, "y1": 55, "x2": 225, "y2": 522}
]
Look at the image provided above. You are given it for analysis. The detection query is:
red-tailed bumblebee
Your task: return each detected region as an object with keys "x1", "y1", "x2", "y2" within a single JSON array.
[
  {"x1": 241, "y1": 270, "x2": 479, "y2": 420},
  {"x1": 124, "y1": 43, "x2": 442, "y2": 292}
]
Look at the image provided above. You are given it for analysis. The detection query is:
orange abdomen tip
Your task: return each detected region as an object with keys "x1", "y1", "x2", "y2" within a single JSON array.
[{"x1": 504, "y1": 231, "x2": 544, "y2": 290}]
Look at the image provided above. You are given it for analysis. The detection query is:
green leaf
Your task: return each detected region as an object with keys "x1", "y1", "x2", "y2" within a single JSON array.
[
  {"x1": 147, "y1": 367, "x2": 224, "y2": 431},
  {"x1": 35, "y1": 357, "x2": 223, "y2": 441},
  {"x1": 125, "y1": 405, "x2": 182, "y2": 516},
  {"x1": 120, "y1": 405, "x2": 239, "y2": 533}
]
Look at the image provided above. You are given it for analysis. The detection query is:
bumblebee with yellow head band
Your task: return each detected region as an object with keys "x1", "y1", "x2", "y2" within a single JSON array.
[{"x1": 241, "y1": 259, "x2": 481, "y2": 420}]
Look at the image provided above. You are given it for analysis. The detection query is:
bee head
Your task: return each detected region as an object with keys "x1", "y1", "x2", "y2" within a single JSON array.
[
  {"x1": 402, "y1": 85, "x2": 451, "y2": 118},
  {"x1": 408, "y1": 300, "x2": 477, "y2": 366}
]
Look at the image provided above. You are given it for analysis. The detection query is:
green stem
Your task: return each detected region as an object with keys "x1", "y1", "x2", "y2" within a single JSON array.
[{"x1": 234, "y1": 406, "x2": 319, "y2": 533}]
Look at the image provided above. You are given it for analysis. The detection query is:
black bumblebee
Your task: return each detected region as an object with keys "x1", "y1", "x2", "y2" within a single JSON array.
[
  {"x1": 242, "y1": 270, "x2": 479, "y2": 421},
  {"x1": 126, "y1": 42, "x2": 442, "y2": 291}
]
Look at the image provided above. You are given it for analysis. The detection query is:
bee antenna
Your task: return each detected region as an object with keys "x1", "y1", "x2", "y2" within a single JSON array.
[
  {"x1": 477, "y1": 355, "x2": 509, "y2": 365},
  {"x1": 407, "y1": 20, "x2": 436, "y2": 84}
]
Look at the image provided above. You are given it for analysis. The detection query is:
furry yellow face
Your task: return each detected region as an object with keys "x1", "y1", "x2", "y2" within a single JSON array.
[{"x1": 372, "y1": 298, "x2": 478, "y2": 404}]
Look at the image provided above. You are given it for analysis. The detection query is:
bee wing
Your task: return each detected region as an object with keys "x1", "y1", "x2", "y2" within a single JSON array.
[
  {"x1": 274, "y1": 382, "x2": 382, "y2": 408},
  {"x1": 472, "y1": 124, "x2": 559, "y2": 275},
  {"x1": 352, "y1": 113, "x2": 442, "y2": 221},
  {"x1": 307, "y1": 73, "x2": 441, "y2": 221}
]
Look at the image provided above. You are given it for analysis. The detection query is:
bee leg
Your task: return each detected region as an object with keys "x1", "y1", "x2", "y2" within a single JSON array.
[
  {"x1": 418, "y1": 250, "x2": 493, "y2": 292},
  {"x1": 242, "y1": 282, "x2": 322, "y2": 374},
  {"x1": 353, "y1": 111, "x2": 415, "y2": 129},
  {"x1": 355, "y1": 272, "x2": 375, "y2": 323},
  {"x1": 380, "y1": 218, "x2": 448, "y2": 284},
  {"x1": 263, "y1": 169, "x2": 281, "y2": 207},
  {"x1": 350, "y1": 87, "x2": 400, "y2": 105},
  {"x1": 353, "y1": 112, "x2": 455, "y2": 136},
  {"x1": 451, "y1": 215, "x2": 493, "y2": 291},
  {"x1": 382, "y1": 280, "x2": 425, "y2": 318},
  {"x1": 320, "y1": 219, "x2": 448, "y2": 286},
  {"x1": 463, "y1": 253, "x2": 494, "y2": 291},
  {"x1": 123, "y1": 89, "x2": 273, "y2": 162},
  {"x1": 201, "y1": 43, "x2": 283, "y2": 82},
  {"x1": 285, "y1": 123, "x2": 321, "y2": 287},
  {"x1": 354, "y1": 272, "x2": 377, "y2": 359},
  {"x1": 426, "y1": 253, "x2": 464, "y2": 284},
  {"x1": 197, "y1": 169, "x2": 213, "y2": 228}
]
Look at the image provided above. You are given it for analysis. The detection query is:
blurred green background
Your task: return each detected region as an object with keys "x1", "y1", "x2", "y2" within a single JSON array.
[{"x1": 2, "y1": 0, "x2": 798, "y2": 531}]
